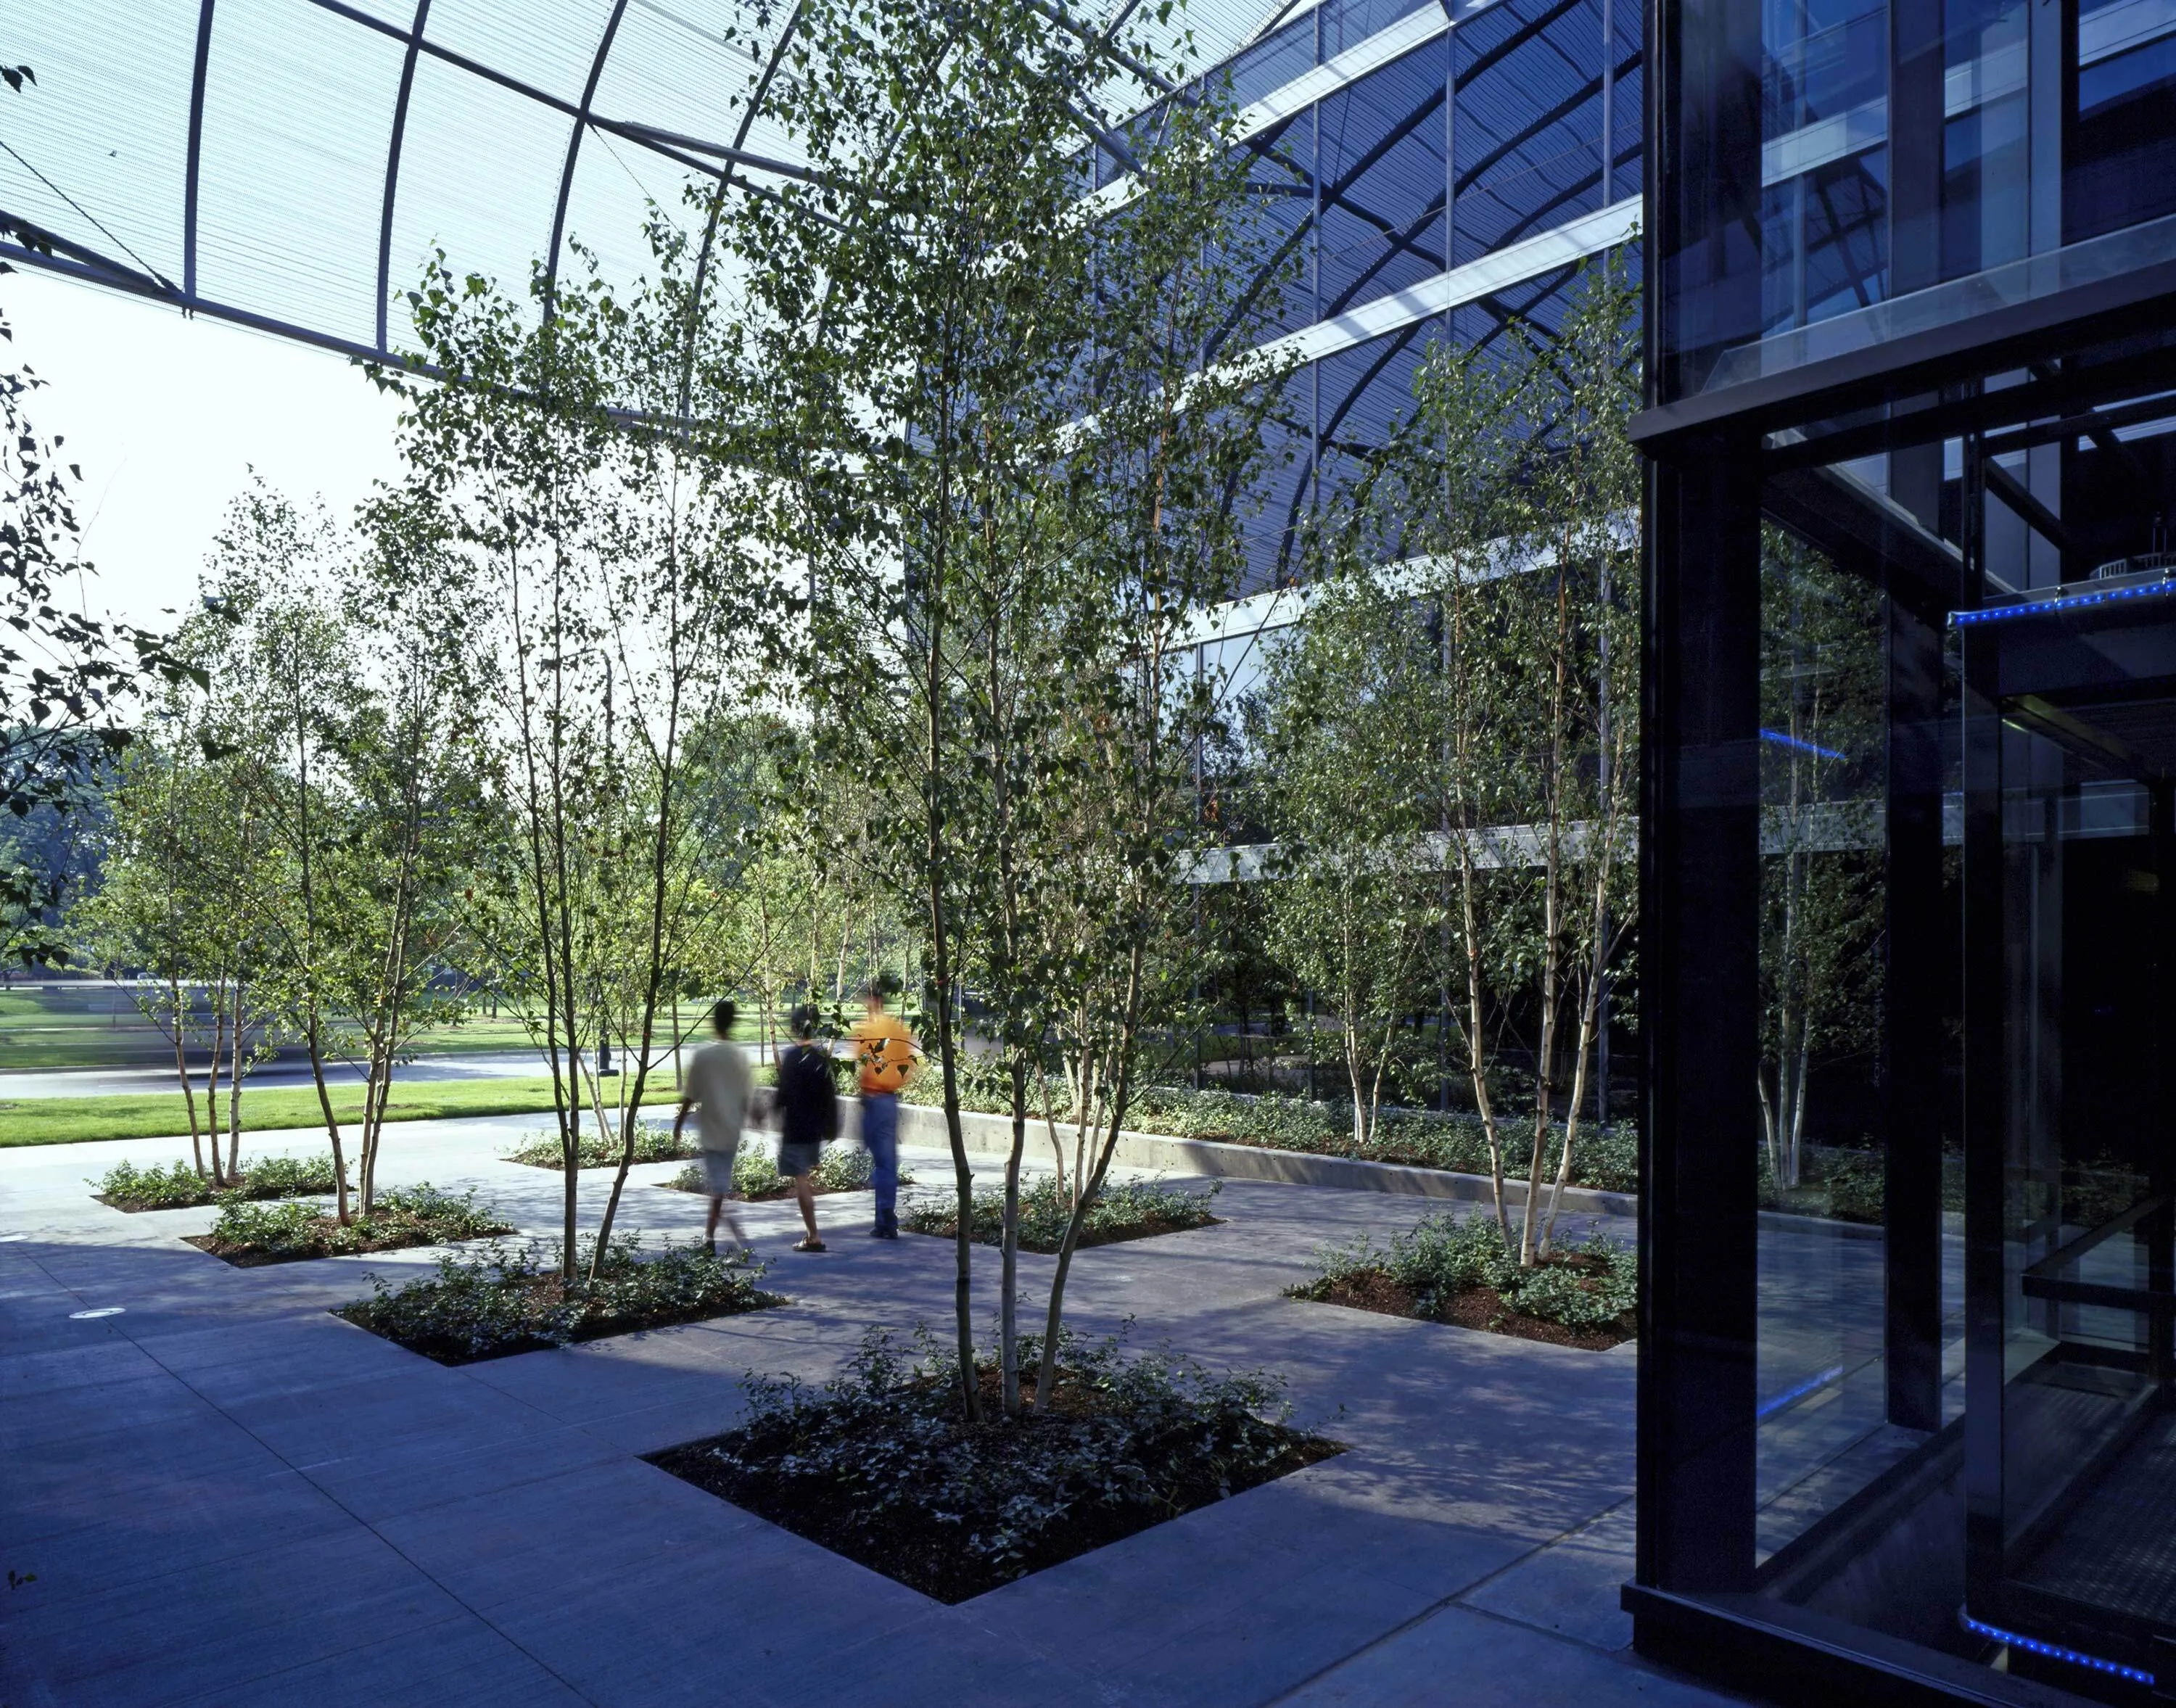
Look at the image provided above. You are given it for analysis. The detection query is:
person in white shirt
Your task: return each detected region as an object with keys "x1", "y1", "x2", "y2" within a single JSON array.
[{"x1": 673, "y1": 999, "x2": 753, "y2": 1253}]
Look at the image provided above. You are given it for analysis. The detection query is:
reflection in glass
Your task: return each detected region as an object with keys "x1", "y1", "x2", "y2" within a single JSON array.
[{"x1": 1755, "y1": 525, "x2": 1914, "y2": 1561}]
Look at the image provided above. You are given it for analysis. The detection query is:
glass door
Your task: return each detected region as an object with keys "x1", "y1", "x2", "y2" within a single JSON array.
[{"x1": 1961, "y1": 576, "x2": 2176, "y2": 1683}]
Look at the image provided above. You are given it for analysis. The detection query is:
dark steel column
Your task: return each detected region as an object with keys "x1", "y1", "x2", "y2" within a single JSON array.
[
  {"x1": 2151, "y1": 780, "x2": 2175, "y2": 1393},
  {"x1": 1638, "y1": 440, "x2": 1762, "y2": 1593},
  {"x1": 1636, "y1": 0, "x2": 1765, "y2": 1600},
  {"x1": 1883, "y1": 587, "x2": 1946, "y2": 1432},
  {"x1": 1960, "y1": 603, "x2": 2008, "y2": 1612}
]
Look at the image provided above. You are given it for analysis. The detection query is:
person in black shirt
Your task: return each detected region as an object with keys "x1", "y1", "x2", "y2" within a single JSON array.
[{"x1": 775, "y1": 1004, "x2": 837, "y2": 1253}]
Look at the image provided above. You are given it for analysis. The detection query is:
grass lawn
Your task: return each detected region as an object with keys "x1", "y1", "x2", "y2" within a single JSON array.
[{"x1": 0, "y1": 1076, "x2": 678, "y2": 1148}]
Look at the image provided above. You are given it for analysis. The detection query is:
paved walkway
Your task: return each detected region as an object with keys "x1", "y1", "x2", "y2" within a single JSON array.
[
  {"x1": 0, "y1": 1052, "x2": 545, "y2": 1100},
  {"x1": 0, "y1": 1116, "x2": 1750, "y2": 1708}
]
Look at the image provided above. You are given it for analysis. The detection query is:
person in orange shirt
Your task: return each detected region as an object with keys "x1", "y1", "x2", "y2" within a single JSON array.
[{"x1": 849, "y1": 979, "x2": 919, "y2": 1238}]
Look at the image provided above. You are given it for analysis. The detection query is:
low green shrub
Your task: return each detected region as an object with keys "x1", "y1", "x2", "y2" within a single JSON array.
[
  {"x1": 662, "y1": 1143, "x2": 899, "y2": 1198},
  {"x1": 1290, "y1": 1210, "x2": 1636, "y2": 1332},
  {"x1": 649, "y1": 1327, "x2": 1333, "y2": 1602},
  {"x1": 194, "y1": 1184, "x2": 509, "y2": 1266},
  {"x1": 502, "y1": 1123, "x2": 695, "y2": 1171},
  {"x1": 91, "y1": 1153, "x2": 345, "y2": 1211},
  {"x1": 902, "y1": 1176, "x2": 1219, "y2": 1253},
  {"x1": 339, "y1": 1233, "x2": 783, "y2": 1363}
]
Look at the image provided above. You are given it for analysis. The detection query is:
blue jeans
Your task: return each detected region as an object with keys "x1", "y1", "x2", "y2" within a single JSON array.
[{"x1": 862, "y1": 1092, "x2": 899, "y2": 1234}]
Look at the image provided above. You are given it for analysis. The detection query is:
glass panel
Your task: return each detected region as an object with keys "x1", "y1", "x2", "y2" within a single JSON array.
[
  {"x1": 1224, "y1": 16, "x2": 1318, "y2": 110},
  {"x1": 0, "y1": 0, "x2": 196, "y2": 285},
  {"x1": 196, "y1": 0, "x2": 405, "y2": 345},
  {"x1": 1608, "y1": 0, "x2": 1641, "y2": 203},
  {"x1": 422, "y1": 0, "x2": 620, "y2": 106},
  {"x1": 1754, "y1": 521, "x2": 1903, "y2": 1563},
  {"x1": 1941, "y1": 0, "x2": 2031, "y2": 279},
  {"x1": 1760, "y1": 0, "x2": 1889, "y2": 334},
  {"x1": 1971, "y1": 601, "x2": 2176, "y2": 1634},
  {"x1": 2069, "y1": 0, "x2": 2176, "y2": 243},
  {"x1": 1451, "y1": 0, "x2": 1604, "y2": 270},
  {"x1": 1316, "y1": 39, "x2": 1448, "y2": 319},
  {"x1": 1319, "y1": 0, "x2": 1436, "y2": 61}
]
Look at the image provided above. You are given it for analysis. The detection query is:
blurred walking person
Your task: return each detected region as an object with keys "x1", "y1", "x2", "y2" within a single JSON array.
[
  {"x1": 776, "y1": 1004, "x2": 837, "y2": 1253},
  {"x1": 674, "y1": 999, "x2": 751, "y2": 1254},
  {"x1": 849, "y1": 980, "x2": 918, "y2": 1239}
]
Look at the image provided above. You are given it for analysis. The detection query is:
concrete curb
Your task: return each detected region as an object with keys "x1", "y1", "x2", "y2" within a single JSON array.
[{"x1": 889, "y1": 1098, "x2": 1639, "y2": 1220}]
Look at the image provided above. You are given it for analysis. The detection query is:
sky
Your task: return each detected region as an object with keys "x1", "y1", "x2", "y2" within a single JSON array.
[{"x1": 4, "y1": 267, "x2": 405, "y2": 633}]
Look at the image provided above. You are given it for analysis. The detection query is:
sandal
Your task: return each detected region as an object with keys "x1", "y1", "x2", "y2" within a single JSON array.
[{"x1": 794, "y1": 1237, "x2": 827, "y2": 1253}]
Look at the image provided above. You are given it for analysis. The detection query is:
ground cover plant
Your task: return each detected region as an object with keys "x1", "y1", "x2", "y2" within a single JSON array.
[
  {"x1": 1288, "y1": 1210, "x2": 1636, "y2": 1350},
  {"x1": 502, "y1": 1123, "x2": 696, "y2": 1171},
  {"x1": 186, "y1": 1184, "x2": 510, "y2": 1267},
  {"x1": 91, "y1": 1152, "x2": 344, "y2": 1211},
  {"x1": 0, "y1": 1076, "x2": 674, "y2": 1149},
  {"x1": 649, "y1": 1329, "x2": 1338, "y2": 1601},
  {"x1": 338, "y1": 1234, "x2": 783, "y2": 1363},
  {"x1": 902, "y1": 1176, "x2": 1220, "y2": 1254},
  {"x1": 659, "y1": 1144, "x2": 905, "y2": 1200}
]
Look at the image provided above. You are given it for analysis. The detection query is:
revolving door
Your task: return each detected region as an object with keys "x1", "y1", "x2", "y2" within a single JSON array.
[{"x1": 1960, "y1": 579, "x2": 2176, "y2": 1687}]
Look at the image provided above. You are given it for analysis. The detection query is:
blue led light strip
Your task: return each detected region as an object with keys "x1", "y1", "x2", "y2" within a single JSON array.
[
  {"x1": 1952, "y1": 575, "x2": 2176, "y2": 626},
  {"x1": 1959, "y1": 1613, "x2": 2156, "y2": 1686},
  {"x1": 1755, "y1": 1364, "x2": 1845, "y2": 1420},
  {"x1": 1760, "y1": 727, "x2": 1846, "y2": 762}
]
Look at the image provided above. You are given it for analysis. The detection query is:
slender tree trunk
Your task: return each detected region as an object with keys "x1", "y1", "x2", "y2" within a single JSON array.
[
  {"x1": 1039, "y1": 1068, "x2": 1072, "y2": 1203},
  {"x1": 1036, "y1": 944, "x2": 1144, "y2": 1410},
  {"x1": 225, "y1": 983, "x2": 246, "y2": 1181},
  {"x1": 205, "y1": 976, "x2": 228, "y2": 1186},
  {"x1": 1002, "y1": 1056, "x2": 1026, "y2": 1416},
  {"x1": 169, "y1": 973, "x2": 205, "y2": 1179}
]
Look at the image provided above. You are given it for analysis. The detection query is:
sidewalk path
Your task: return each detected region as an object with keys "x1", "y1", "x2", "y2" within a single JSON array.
[{"x1": 0, "y1": 1115, "x2": 1749, "y2": 1708}]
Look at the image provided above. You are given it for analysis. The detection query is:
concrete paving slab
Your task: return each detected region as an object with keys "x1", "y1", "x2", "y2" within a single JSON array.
[
  {"x1": 0, "y1": 1106, "x2": 1757, "y2": 1708},
  {"x1": 1269, "y1": 1604, "x2": 1752, "y2": 1707}
]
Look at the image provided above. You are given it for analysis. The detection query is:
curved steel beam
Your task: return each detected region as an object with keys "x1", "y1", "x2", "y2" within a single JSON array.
[
  {"x1": 543, "y1": 0, "x2": 630, "y2": 319},
  {"x1": 1208, "y1": 80, "x2": 1445, "y2": 360},
  {"x1": 376, "y1": 0, "x2": 432, "y2": 356},
  {"x1": 1269, "y1": 315, "x2": 1425, "y2": 579},
  {"x1": 678, "y1": 0, "x2": 809, "y2": 422},
  {"x1": 182, "y1": 0, "x2": 215, "y2": 299}
]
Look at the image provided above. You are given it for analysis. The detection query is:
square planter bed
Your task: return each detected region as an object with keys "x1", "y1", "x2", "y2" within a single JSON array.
[
  {"x1": 184, "y1": 1185, "x2": 513, "y2": 1268},
  {"x1": 92, "y1": 1155, "x2": 345, "y2": 1213},
  {"x1": 648, "y1": 1329, "x2": 1339, "y2": 1602},
  {"x1": 337, "y1": 1234, "x2": 786, "y2": 1364},
  {"x1": 1285, "y1": 1210, "x2": 1636, "y2": 1351},
  {"x1": 501, "y1": 1126, "x2": 698, "y2": 1171}
]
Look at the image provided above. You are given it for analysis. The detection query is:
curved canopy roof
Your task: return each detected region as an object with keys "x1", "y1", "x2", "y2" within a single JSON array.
[{"x1": 1, "y1": 0, "x2": 1285, "y2": 363}]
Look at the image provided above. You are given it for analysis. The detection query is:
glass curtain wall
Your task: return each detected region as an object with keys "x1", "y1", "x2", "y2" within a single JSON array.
[{"x1": 1636, "y1": 0, "x2": 2176, "y2": 1700}]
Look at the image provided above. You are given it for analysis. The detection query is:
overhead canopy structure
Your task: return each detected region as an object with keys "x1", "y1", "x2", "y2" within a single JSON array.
[{"x1": 0, "y1": 0, "x2": 1279, "y2": 364}]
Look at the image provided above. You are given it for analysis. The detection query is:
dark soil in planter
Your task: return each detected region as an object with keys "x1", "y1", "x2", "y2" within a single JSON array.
[
  {"x1": 337, "y1": 1236, "x2": 785, "y2": 1364},
  {"x1": 649, "y1": 1339, "x2": 1338, "y2": 1602},
  {"x1": 1303, "y1": 1267, "x2": 1633, "y2": 1350}
]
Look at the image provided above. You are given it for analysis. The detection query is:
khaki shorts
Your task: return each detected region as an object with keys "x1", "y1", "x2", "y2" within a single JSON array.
[{"x1": 698, "y1": 1147, "x2": 738, "y2": 1195}]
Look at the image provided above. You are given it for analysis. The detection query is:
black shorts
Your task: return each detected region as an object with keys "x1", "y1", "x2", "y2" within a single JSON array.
[{"x1": 778, "y1": 1140, "x2": 821, "y2": 1179}]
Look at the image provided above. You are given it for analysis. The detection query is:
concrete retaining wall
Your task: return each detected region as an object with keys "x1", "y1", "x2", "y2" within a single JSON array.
[{"x1": 888, "y1": 1098, "x2": 1639, "y2": 1220}]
